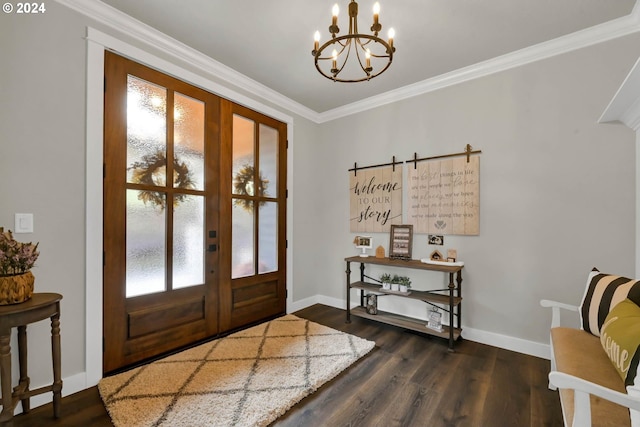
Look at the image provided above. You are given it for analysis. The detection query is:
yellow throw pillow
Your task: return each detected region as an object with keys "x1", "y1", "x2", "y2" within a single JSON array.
[{"x1": 600, "y1": 299, "x2": 640, "y2": 386}]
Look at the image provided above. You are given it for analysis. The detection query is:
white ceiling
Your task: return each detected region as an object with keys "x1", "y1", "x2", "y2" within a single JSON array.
[{"x1": 95, "y1": 0, "x2": 637, "y2": 114}]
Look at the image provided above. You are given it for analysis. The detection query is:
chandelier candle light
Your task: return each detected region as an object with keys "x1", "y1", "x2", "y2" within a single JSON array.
[{"x1": 312, "y1": 0, "x2": 395, "y2": 82}]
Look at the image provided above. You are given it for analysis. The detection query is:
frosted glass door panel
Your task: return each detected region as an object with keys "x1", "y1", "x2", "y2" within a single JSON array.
[
  {"x1": 126, "y1": 76, "x2": 167, "y2": 185},
  {"x1": 174, "y1": 93, "x2": 205, "y2": 191},
  {"x1": 232, "y1": 202, "x2": 255, "y2": 279},
  {"x1": 126, "y1": 189, "x2": 166, "y2": 297},
  {"x1": 232, "y1": 115, "x2": 255, "y2": 195},
  {"x1": 258, "y1": 202, "x2": 277, "y2": 274},
  {"x1": 173, "y1": 195, "x2": 204, "y2": 289},
  {"x1": 259, "y1": 124, "x2": 278, "y2": 198}
]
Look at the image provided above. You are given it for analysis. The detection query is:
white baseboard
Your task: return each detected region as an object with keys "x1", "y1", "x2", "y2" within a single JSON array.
[
  {"x1": 289, "y1": 295, "x2": 551, "y2": 360},
  {"x1": 462, "y1": 326, "x2": 550, "y2": 360},
  {"x1": 289, "y1": 294, "x2": 345, "y2": 312}
]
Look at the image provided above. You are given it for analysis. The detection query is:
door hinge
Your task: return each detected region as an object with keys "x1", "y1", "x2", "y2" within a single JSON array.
[
  {"x1": 286, "y1": 189, "x2": 288, "y2": 198},
  {"x1": 286, "y1": 239, "x2": 288, "y2": 249},
  {"x1": 103, "y1": 251, "x2": 105, "y2": 266},
  {"x1": 286, "y1": 140, "x2": 289, "y2": 149},
  {"x1": 286, "y1": 289, "x2": 288, "y2": 298},
  {"x1": 103, "y1": 163, "x2": 106, "y2": 179},
  {"x1": 103, "y1": 76, "x2": 106, "y2": 93}
]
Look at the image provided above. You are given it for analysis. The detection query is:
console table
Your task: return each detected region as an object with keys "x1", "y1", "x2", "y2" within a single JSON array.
[
  {"x1": 0, "y1": 293, "x2": 62, "y2": 422},
  {"x1": 345, "y1": 256, "x2": 463, "y2": 351}
]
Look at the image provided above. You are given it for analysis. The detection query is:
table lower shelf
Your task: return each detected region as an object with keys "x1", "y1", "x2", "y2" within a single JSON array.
[{"x1": 350, "y1": 306, "x2": 462, "y2": 342}]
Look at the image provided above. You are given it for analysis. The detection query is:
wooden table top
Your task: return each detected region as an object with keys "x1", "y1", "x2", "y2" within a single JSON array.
[{"x1": 0, "y1": 293, "x2": 62, "y2": 316}]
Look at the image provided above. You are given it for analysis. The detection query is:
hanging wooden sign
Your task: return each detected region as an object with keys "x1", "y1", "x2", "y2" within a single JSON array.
[
  {"x1": 407, "y1": 152, "x2": 480, "y2": 235},
  {"x1": 349, "y1": 163, "x2": 402, "y2": 233}
]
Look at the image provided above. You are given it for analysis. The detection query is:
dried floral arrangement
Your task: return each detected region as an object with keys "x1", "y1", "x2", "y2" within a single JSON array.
[{"x1": 0, "y1": 228, "x2": 39, "y2": 276}]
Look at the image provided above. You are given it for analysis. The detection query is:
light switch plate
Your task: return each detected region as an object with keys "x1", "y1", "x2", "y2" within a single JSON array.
[{"x1": 14, "y1": 213, "x2": 33, "y2": 233}]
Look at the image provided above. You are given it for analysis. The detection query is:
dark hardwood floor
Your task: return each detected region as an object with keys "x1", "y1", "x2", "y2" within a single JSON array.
[{"x1": 10, "y1": 304, "x2": 563, "y2": 426}]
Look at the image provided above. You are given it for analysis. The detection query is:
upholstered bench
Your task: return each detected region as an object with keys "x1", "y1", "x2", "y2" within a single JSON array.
[{"x1": 541, "y1": 269, "x2": 640, "y2": 427}]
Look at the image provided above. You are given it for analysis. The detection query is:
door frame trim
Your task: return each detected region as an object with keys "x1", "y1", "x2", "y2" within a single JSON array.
[{"x1": 85, "y1": 27, "x2": 294, "y2": 387}]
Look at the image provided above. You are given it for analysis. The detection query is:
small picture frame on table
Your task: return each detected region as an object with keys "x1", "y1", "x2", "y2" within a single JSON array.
[
  {"x1": 354, "y1": 236, "x2": 373, "y2": 257},
  {"x1": 389, "y1": 224, "x2": 413, "y2": 260}
]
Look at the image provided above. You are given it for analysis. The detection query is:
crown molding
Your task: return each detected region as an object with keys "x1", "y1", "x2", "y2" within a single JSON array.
[
  {"x1": 54, "y1": 0, "x2": 320, "y2": 122},
  {"x1": 318, "y1": 8, "x2": 640, "y2": 123},
  {"x1": 57, "y1": 0, "x2": 640, "y2": 125}
]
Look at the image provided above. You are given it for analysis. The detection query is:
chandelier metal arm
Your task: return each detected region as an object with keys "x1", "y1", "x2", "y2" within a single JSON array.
[{"x1": 313, "y1": 34, "x2": 393, "y2": 77}]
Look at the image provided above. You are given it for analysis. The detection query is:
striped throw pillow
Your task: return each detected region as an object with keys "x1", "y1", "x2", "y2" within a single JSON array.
[{"x1": 580, "y1": 269, "x2": 640, "y2": 336}]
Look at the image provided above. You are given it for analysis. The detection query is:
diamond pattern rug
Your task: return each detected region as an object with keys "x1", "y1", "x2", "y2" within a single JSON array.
[{"x1": 98, "y1": 314, "x2": 375, "y2": 427}]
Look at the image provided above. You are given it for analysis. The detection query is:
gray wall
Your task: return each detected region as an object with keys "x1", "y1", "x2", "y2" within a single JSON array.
[
  {"x1": 1, "y1": 0, "x2": 639, "y2": 399},
  {"x1": 309, "y1": 34, "x2": 640, "y2": 345},
  {"x1": 1, "y1": 3, "x2": 90, "y2": 387}
]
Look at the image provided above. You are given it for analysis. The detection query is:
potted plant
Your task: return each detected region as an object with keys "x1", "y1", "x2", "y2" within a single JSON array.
[
  {"x1": 391, "y1": 274, "x2": 401, "y2": 291},
  {"x1": 0, "y1": 228, "x2": 39, "y2": 305},
  {"x1": 379, "y1": 273, "x2": 392, "y2": 290},
  {"x1": 398, "y1": 276, "x2": 412, "y2": 293}
]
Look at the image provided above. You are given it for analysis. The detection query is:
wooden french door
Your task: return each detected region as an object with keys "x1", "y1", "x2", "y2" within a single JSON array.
[
  {"x1": 103, "y1": 52, "x2": 287, "y2": 374},
  {"x1": 219, "y1": 102, "x2": 288, "y2": 331}
]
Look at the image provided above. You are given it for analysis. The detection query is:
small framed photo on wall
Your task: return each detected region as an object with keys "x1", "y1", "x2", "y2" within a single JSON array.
[{"x1": 389, "y1": 224, "x2": 413, "y2": 260}]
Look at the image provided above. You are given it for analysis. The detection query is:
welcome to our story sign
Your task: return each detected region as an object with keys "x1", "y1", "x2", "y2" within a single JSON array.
[{"x1": 349, "y1": 166, "x2": 402, "y2": 233}]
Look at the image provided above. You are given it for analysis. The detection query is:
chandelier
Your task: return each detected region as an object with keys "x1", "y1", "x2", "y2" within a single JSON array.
[{"x1": 312, "y1": 1, "x2": 395, "y2": 83}]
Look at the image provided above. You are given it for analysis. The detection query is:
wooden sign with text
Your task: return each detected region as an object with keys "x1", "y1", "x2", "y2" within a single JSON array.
[
  {"x1": 349, "y1": 166, "x2": 402, "y2": 232},
  {"x1": 407, "y1": 156, "x2": 479, "y2": 235}
]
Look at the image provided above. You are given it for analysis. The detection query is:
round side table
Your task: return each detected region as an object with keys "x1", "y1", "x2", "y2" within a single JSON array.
[{"x1": 0, "y1": 293, "x2": 62, "y2": 423}]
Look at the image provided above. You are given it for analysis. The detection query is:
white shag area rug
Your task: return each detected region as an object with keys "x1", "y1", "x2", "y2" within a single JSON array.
[{"x1": 98, "y1": 314, "x2": 375, "y2": 427}]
